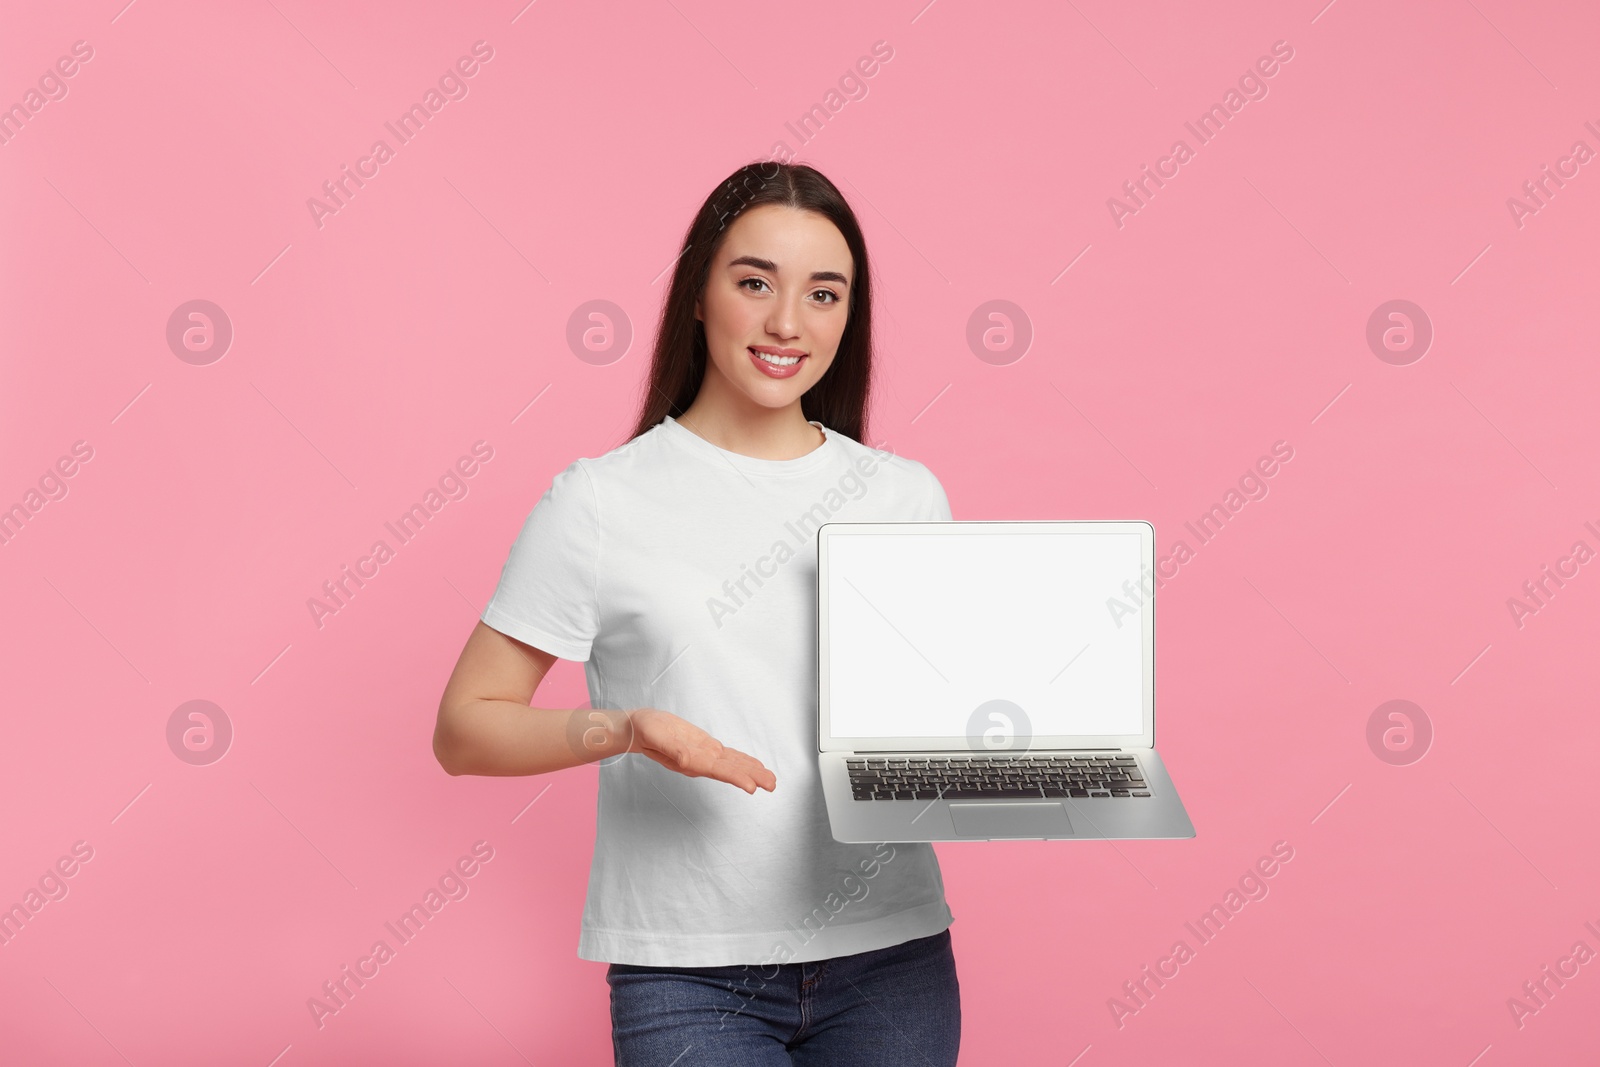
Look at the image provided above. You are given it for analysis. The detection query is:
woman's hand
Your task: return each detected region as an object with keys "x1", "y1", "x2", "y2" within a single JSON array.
[{"x1": 622, "y1": 707, "x2": 777, "y2": 794}]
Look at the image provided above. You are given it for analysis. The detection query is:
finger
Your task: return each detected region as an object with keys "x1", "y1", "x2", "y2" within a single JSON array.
[
  {"x1": 713, "y1": 751, "x2": 776, "y2": 792},
  {"x1": 723, "y1": 746, "x2": 774, "y2": 780},
  {"x1": 641, "y1": 733, "x2": 775, "y2": 791},
  {"x1": 713, "y1": 744, "x2": 759, "y2": 767},
  {"x1": 727, "y1": 760, "x2": 774, "y2": 792},
  {"x1": 653, "y1": 754, "x2": 773, "y2": 793}
]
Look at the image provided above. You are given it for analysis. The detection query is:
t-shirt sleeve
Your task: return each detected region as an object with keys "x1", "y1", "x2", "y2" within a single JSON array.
[
  {"x1": 921, "y1": 464, "x2": 953, "y2": 521},
  {"x1": 479, "y1": 460, "x2": 601, "y2": 661}
]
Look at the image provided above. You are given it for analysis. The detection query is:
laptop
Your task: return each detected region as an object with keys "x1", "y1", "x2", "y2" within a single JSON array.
[{"x1": 817, "y1": 520, "x2": 1196, "y2": 842}]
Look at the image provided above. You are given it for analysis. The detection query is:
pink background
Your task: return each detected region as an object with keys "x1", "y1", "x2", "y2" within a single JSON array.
[{"x1": 4, "y1": 0, "x2": 1598, "y2": 1063}]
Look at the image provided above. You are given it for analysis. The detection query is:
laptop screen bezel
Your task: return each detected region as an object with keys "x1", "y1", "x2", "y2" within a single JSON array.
[{"x1": 817, "y1": 520, "x2": 1156, "y2": 752}]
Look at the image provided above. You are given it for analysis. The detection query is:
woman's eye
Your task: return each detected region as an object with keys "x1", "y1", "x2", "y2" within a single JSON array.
[{"x1": 738, "y1": 278, "x2": 840, "y2": 305}]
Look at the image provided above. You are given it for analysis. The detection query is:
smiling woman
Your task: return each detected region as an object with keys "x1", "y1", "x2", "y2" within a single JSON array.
[
  {"x1": 632, "y1": 164, "x2": 875, "y2": 453},
  {"x1": 435, "y1": 161, "x2": 960, "y2": 1066},
  {"x1": 671, "y1": 203, "x2": 856, "y2": 447}
]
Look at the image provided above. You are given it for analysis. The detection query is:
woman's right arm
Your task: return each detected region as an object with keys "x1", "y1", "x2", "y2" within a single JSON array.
[
  {"x1": 432, "y1": 621, "x2": 628, "y2": 777},
  {"x1": 432, "y1": 621, "x2": 776, "y2": 792}
]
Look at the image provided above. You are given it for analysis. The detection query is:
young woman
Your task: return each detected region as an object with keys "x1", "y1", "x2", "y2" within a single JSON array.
[{"x1": 433, "y1": 161, "x2": 960, "y2": 1066}]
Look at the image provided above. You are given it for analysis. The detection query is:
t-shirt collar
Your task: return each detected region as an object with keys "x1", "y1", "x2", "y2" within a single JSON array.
[{"x1": 660, "y1": 415, "x2": 840, "y2": 476}]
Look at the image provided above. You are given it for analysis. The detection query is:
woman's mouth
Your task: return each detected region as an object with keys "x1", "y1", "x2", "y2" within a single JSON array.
[{"x1": 748, "y1": 346, "x2": 808, "y2": 379}]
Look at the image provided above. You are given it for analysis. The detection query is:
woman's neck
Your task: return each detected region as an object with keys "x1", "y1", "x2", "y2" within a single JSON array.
[{"x1": 675, "y1": 397, "x2": 824, "y2": 461}]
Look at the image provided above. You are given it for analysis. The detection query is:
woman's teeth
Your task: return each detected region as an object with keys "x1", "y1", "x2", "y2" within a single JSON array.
[{"x1": 753, "y1": 350, "x2": 801, "y2": 366}]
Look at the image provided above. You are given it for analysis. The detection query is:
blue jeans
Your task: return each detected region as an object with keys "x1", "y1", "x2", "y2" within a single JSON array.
[{"x1": 606, "y1": 928, "x2": 961, "y2": 1066}]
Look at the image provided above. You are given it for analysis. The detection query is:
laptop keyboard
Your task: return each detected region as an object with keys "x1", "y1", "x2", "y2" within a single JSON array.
[{"x1": 846, "y1": 755, "x2": 1150, "y2": 801}]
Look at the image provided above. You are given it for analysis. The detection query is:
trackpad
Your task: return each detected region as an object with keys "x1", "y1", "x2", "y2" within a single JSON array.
[{"x1": 949, "y1": 801, "x2": 1073, "y2": 839}]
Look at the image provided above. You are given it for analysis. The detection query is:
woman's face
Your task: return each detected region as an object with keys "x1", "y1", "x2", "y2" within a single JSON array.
[{"x1": 694, "y1": 204, "x2": 854, "y2": 412}]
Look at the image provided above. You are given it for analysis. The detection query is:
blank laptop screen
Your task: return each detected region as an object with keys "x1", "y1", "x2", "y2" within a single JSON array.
[{"x1": 824, "y1": 530, "x2": 1146, "y2": 741}]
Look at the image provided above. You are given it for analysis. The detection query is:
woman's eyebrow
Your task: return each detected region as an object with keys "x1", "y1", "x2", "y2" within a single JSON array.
[{"x1": 727, "y1": 255, "x2": 850, "y2": 286}]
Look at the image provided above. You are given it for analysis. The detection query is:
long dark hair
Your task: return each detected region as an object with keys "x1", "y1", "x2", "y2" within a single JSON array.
[{"x1": 626, "y1": 161, "x2": 874, "y2": 445}]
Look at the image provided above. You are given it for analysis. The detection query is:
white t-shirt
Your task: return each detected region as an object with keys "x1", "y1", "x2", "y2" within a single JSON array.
[{"x1": 480, "y1": 414, "x2": 955, "y2": 966}]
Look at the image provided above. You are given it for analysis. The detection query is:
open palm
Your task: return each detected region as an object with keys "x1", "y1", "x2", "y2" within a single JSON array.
[{"x1": 627, "y1": 708, "x2": 777, "y2": 794}]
